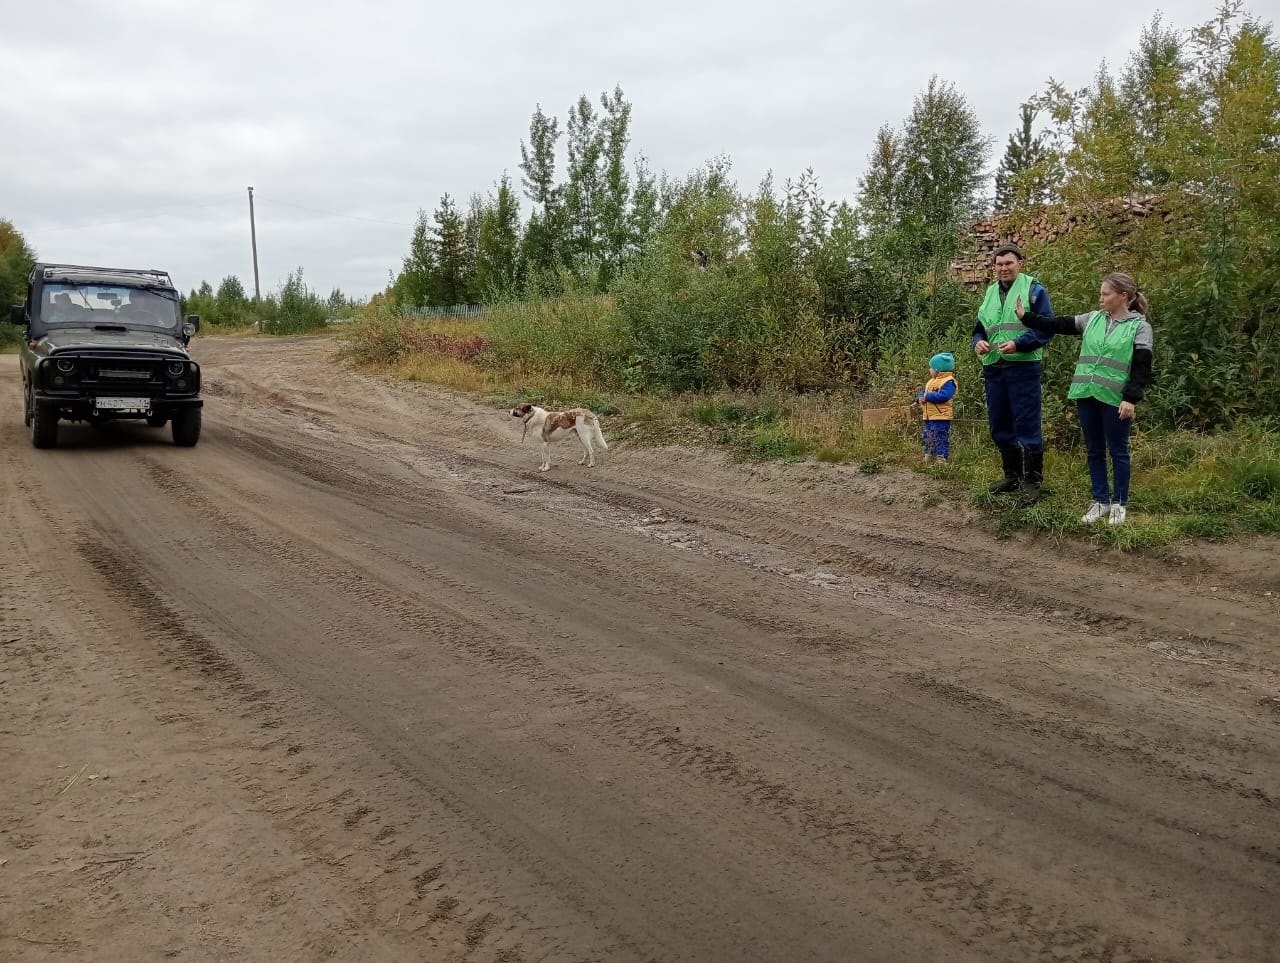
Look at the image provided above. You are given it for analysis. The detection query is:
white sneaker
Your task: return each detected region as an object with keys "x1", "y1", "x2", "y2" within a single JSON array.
[
  {"x1": 1081, "y1": 501, "x2": 1109, "y2": 524},
  {"x1": 1108, "y1": 504, "x2": 1127, "y2": 526}
]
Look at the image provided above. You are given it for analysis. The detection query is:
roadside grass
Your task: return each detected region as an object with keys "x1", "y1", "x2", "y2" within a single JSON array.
[{"x1": 339, "y1": 313, "x2": 1280, "y2": 550}]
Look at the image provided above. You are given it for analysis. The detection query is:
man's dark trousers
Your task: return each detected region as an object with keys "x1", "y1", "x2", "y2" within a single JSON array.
[{"x1": 983, "y1": 361, "x2": 1043, "y2": 454}]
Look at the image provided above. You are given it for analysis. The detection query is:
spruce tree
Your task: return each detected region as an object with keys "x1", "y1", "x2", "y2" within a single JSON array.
[{"x1": 994, "y1": 103, "x2": 1053, "y2": 212}]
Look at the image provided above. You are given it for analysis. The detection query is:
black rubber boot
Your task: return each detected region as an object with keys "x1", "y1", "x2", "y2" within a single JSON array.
[
  {"x1": 1019, "y1": 450, "x2": 1044, "y2": 505},
  {"x1": 988, "y1": 447, "x2": 1023, "y2": 494}
]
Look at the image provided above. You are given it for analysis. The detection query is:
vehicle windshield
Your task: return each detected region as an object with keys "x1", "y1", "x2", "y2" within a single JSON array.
[{"x1": 40, "y1": 283, "x2": 180, "y2": 329}]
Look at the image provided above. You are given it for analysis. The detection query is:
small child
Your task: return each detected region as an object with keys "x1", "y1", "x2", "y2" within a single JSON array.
[{"x1": 916, "y1": 352, "x2": 958, "y2": 463}]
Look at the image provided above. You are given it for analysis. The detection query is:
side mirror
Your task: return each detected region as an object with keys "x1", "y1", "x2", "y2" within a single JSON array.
[
  {"x1": 185, "y1": 314, "x2": 201, "y2": 331},
  {"x1": 9, "y1": 304, "x2": 23, "y2": 325}
]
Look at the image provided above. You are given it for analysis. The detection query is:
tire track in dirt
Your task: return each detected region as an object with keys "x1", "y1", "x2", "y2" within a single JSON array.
[
  {"x1": 212, "y1": 354, "x2": 1276, "y2": 659},
  {"x1": 194, "y1": 385, "x2": 1280, "y2": 827},
  {"x1": 135, "y1": 467, "x2": 1280, "y2": 903},
  {"x1": 528, "y1": 464, "x2": 1270, "y2": 657},
  {"x1": 3, "y1": 450, "x2": 540, "y2": 956},
  {"x1": 902, "y1": 671, "x2": 1280, "y2": 836},
  {"x1": 226, "y1": 380, "x2": 1266, "y2": 673},
  {"x1": 0, "y1": 401, "x2": 611, "y2": 959},
  {"x1": 68, "y1": 523, "x2": 624, "y2": 963},
  {"x1": 208, "y1": 409, "x2": 1280, "y2": 797},
  {"x1": 129, "y1": 426, "x2": 1272, "y2": 961},
  {"x1": 204, "y1": 345, "x2": 1280, "y2": 954}
]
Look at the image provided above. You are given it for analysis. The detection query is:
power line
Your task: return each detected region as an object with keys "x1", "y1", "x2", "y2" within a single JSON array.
[
  {"x1": 260, "y1": 198, "x2": 413, "y2": 228},
  {"x1": 31, "y1": 193, "x2": 409, "y2": 233}
]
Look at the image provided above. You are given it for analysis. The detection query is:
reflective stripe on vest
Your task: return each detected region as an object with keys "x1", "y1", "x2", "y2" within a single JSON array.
[
  {"x1": 1067, "y1": 312, "x2": 1140, "y2": 407},
  {"x1": 1075, "y1": 354, "x2": 1131, "y2": 373},
  {"x1": 977, "y1": 273, "x2": 1042, "y2": 365}
]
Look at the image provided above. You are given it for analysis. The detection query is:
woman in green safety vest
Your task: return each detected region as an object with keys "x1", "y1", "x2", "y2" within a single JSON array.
[{"x1": 1015, "y1": 272, "x2": 1155, "y2": 527}]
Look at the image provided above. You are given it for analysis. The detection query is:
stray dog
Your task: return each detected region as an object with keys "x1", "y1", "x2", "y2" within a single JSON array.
[{"x1": 510, "y1": 403, "x2": 608, "y2": 471}]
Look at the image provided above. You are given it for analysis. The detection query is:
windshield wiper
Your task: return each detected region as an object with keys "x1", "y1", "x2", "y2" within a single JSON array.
[{"x1": 132, "y1": 285, "x2": 179, "y2": 301}]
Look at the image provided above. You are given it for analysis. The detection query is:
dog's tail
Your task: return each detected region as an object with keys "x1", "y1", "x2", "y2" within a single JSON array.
[{"x1": 590, "y1": 417, "x2": 608, "y2": 451}]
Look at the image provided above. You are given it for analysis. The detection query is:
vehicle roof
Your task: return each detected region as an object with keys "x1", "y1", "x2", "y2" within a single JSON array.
[{"x1": 34, "y1": 262, "x2": 177, "y2": 291}]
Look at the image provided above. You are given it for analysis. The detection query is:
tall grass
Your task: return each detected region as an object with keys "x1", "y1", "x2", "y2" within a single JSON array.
[{"x1": 484, "y1": 294, "x2": 627, "y2": 386}]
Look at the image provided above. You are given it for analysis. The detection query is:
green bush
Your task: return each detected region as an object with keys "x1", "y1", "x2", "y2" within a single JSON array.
[
  {"x1": 691, "y1": 399, "x2": 780, "y2": 427},
  {"x1": 337, "y1": 311, "x2": 408, "y2": 365},
  {"x1": 259, "y1": 268, "x2": 329, "y2": 335},
  {"x1": 751, "y1": 423, "x2": 807, "y2": 460}
]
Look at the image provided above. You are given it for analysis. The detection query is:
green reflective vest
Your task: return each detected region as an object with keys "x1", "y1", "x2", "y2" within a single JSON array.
[
  {"x1": 1067, "y1": 311, "x2": 1140, "y2": 407},
  {"x1": 977, "y1": 273, "x2": 1042, "y2": 365}
]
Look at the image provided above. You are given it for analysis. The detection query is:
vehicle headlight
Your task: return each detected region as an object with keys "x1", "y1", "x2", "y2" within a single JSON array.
[
  {"x1": 56, "y1": 358, "x2": 76, "y2": 373},
  {"x1": 167, "y1": 361, "x2": 186, "y2": 377}
]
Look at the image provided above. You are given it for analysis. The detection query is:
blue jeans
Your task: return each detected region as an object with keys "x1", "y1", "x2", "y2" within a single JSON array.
[
  {"x1": 923, "y1": 421, "x2": 951, "y2": 459},
  {"x1": 1076, "y1": 397, "x2": 1133, "y2": 504},
  {"x1": 983, "y1": 362, "x2": 1043, "y2": 453}
]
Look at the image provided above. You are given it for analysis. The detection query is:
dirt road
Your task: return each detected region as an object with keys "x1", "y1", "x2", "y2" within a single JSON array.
[{"x1": 3, "y1": 335, "x2": 1278, "y2": 962}]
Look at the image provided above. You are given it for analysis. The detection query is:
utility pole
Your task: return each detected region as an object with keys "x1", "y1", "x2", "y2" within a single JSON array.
[{"x1": 247, "y1": 186, "x2": 261, "y2": 301}]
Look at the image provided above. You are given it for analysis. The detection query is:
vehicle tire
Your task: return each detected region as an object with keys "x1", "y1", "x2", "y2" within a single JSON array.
[
  {"x1": 23, "y1": 382, "x2": 33, "y2": 428},
  {"x1": 32, "y1": 401, "x2": 58, "y2": 449},
  {"x1": 147, "y1": 413, "x2": 168, "y2": 428},
  {"x1": 171, "y1": 408, "x2": 201, "y2": 447}
]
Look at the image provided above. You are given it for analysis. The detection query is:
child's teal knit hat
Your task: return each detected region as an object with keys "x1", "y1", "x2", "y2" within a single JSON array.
[{"x1": 930, "y1": 352, "x2": 955, "y2": 372}]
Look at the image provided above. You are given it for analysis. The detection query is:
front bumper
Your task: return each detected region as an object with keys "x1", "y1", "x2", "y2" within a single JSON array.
[
  {"x1": 30, "y1": 350, "x2": 202, "y2": 419},
  {"x1": 34, "y1": 392, "x2": 203, "y2": 418}
]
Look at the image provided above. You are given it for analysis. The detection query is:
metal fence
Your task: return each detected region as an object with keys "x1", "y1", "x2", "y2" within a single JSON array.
[{"x1": 398, "y1": 304, "x2": 489, "y2": 320}]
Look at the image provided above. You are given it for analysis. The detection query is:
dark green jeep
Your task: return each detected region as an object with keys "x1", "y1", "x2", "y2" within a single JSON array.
[{"x1": 9, "y1": 262, "x2": 203, "y2": 449}]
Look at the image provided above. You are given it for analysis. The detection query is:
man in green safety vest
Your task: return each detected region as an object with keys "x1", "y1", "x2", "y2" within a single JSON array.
[{"x1": 972, "y1": 244, "x2": 1055, "y2": 504}]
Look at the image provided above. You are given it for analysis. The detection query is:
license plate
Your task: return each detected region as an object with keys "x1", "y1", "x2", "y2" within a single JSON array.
[{"x1": 95, "y1": 397, "x2": 150, "y2": 411}]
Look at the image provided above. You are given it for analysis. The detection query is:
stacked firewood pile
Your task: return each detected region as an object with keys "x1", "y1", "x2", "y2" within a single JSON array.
[{"x1": 951, "y1": 194, "x2": 1165, "y2": 289}]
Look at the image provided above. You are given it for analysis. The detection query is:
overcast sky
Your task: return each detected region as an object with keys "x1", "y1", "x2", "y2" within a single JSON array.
[{"x1": 0, "y1": 0, "x2": 1244, "y2": 299}]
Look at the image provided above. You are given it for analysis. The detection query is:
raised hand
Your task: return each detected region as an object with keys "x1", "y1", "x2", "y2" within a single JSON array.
[{"x1": 1014, "y1": 296, "x2": 1025, "y2": 319}]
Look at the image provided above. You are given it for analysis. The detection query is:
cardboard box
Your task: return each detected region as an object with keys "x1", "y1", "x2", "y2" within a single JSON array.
[{"x1": 860, "y1": 405, "x2": 913, "y2": 429}]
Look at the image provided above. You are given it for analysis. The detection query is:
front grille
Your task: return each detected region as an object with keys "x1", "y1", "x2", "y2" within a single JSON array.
[
  {"x1": 98, "y1": 367, "x2": 153, "y2": 380},
  {"x1": 85, "y1": 361, "x2": 161, "y2": 387}
]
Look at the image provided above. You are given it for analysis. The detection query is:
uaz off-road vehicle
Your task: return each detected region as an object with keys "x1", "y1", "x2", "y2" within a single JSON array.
[{"x1": 9, "y1": 262, "x2": 203, "y2": 449}]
